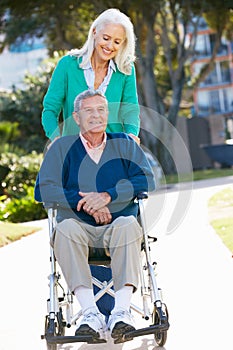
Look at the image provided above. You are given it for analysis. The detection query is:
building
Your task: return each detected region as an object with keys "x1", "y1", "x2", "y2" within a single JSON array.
[
  {"x1": 191, "y1": 17, "x2": 233, "y2": 145},
  {"x1": 175, "y1": 17, "x2": 233, "y2": 170}
]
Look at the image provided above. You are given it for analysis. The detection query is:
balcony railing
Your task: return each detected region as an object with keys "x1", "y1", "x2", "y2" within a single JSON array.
[{"x1": 197, "y1": 106, "x2": 233, "y2": 117}]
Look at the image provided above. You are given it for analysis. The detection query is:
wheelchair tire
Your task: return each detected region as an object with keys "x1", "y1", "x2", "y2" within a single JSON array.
[
  {"x1": 45, "y1": 309, "x2": 65, "y2": 336},
  {"x1": 44, "y1": 308, "x2": 66, "y2": 350},
  {"x1": 153, "y1": 303, "x2": 169, "y2": 347},
  {"x1": 46, "y1": 342, "x2": 57, "y2": 350},
  {"x1": 56, "y1": 308, "x2": 66, "y2": 336}
]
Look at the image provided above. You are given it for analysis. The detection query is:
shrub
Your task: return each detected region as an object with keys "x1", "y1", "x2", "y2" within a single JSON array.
[
  {"x1": 0, "y1": 121, "x2": 20, "y2": 146},
  {"x1": 0, "y1": 151, "x2": 42, "y2": 197},
  {"x1": 0, "y1": 185, "x2": 46, "y2": 222},
  {"x1": 0, "y1": 151, "x2": 46, "y2": 222},
  {"x1": 0, "y1": 53, "x2": 62, "y2": 153}
]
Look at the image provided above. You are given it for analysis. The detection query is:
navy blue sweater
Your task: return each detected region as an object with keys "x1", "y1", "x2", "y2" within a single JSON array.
[{"x1": 34, "y1": 133, "x2": 155, "y2": 225}]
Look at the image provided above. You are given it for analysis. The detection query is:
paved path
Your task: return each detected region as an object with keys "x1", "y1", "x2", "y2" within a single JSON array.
[{"x1": 0, "y1": 177, "x2": 233, "y2": 350}]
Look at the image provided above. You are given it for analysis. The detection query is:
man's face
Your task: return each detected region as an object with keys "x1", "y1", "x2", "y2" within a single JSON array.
[{"x1": 74, "y1": 95, "x2": 108, "y2": 134}]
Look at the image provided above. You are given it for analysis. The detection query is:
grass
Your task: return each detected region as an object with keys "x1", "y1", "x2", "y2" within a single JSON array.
[
  {"x1": 164, "y1": 167, "x2": 233, "y2": 253},
  {"x1": 208, "y1": 186, "x2": 233, "y2": 253},
  {"x1": 210, "y1": 217, "x2": 233, "y2": 252},
  {"x1": 164, "y1": 168, "x2": 233, "y2": 184},
  {"x1": 208, "y1": 187, "x2": 233, "y2": 208},
  {"x1": 0, "y1": 168, "x2": 232, "y2": 249},
  {"x1": 0, "y1": 222, "x2": 40, "y2": 248}
]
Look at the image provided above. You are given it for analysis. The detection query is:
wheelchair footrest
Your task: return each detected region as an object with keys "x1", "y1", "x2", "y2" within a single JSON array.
[
  {"x1": 44, "y1": 335, "x2": 107, "y2": 344},
  {"x1": 114, "y1": 322, "x2": 170, "y2": 344}
]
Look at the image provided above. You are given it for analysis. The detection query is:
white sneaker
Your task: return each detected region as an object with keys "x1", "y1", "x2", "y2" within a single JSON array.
[
  {"x1": 75, "y1": 310, "x2": 106, "y2": 339},
  {"x1": 108, "y1": 310, "x2": 135, "y2": 339}
]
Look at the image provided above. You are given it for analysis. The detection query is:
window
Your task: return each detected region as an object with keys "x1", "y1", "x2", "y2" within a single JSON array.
[
  {"x1": 222, "y1": 88, "x2": 233, "y2": 112},
  {"x1": 209, "y1": 90, "x2": 221, "y2": 113},
  {"x1": 195, "y1": 34, "x2": 210, "y2": 56},
  {"x1": 199, "y1": 61, "x2": 231, "y2": 87},
  {"x1": 220, "y1": 61, "x2": 231, "y2": 83}
]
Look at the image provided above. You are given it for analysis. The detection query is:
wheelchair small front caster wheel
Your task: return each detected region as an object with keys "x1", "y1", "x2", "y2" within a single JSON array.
[
  {"x1": 46, "y1": 342, "x2": 57, "y2": 350},
  {"x1": 44, "y1": 308, "x2": 66, "y2": 350},
  {"x1": 153, "y1": 303, "x2": 169, "y2": 346}
]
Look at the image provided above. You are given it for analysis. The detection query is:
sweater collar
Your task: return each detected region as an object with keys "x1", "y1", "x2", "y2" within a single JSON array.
[{"x1": 81, "y1": 53, "x2": 116, "y2": 72}]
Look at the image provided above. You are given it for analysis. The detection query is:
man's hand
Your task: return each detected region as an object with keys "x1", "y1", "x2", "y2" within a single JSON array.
[
  {"x1": 77, "y1": 191, "x2": 111, "y2": 215},
  {"x1": 92, "y1": 206, "x2": 112, "y2": 225}
]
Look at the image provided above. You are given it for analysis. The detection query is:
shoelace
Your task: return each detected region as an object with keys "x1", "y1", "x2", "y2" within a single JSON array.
[
  {"x1": 83, "y1": 312, "x2": 98, "y2": 321},
  {"x1": 109, "y1": 310, "x2": 133, "y2": 326},
  {"x1": 114, "y1": 310, "x2": 132, "y2": 318},
  {"x1": 83, "y1": 312, "x2": 105, "y2": 328}
]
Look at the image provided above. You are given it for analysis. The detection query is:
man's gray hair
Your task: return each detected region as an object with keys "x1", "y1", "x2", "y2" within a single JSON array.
[{"x1": 73, "y1": 89, "x2": 107, "y2": 113}]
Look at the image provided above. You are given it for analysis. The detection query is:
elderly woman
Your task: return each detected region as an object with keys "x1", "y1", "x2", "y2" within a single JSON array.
[{"x1": 42, "y1": 8, "x2": 140, "y2": 144}]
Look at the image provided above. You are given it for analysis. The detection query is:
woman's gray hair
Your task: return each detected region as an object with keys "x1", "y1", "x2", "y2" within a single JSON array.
[
  {"x1": 73, "y1": 89, "x2": 107, "y2": 113},
  {"x1": 69, "y1": 8, "x2": 136, "y2": 75}
]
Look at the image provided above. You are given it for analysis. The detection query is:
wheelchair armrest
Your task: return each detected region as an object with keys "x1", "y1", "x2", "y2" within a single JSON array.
[
  {"x1": 136, "y1": 192, "x2": 148, "y2": 200},
  {"x1": 43, "y1": 193, "x2": 148, "y2": 209}
]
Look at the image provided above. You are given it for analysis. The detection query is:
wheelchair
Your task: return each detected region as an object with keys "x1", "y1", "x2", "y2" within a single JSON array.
[{"x1": 41, "y1": 192, "x2": 169, "y2": 349}]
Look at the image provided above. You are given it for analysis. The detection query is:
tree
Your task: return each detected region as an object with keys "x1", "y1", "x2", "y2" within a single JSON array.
[
  {"x1": 94, "y1": 0, "x2": 233, "y2": 173},
  {"x1": 0, "y1": 55, "x2": 62, "y2": 153},
  {"x1": 0, "y1": 0, "x2": 95, "y2": 54},
  {"x1": 1, "y1": 0, "x2": 232, "y2": 173}
]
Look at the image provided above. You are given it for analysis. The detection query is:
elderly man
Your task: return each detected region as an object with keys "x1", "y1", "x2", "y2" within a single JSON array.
[{"x1": 35, "y1": 90, "x2": 155, "y2": 340}]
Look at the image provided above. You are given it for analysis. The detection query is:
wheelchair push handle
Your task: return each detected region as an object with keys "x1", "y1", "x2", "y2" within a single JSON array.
[
  {"x1": 136, "y1": 192, "x2": 148, "y2": 200},
  {"x1": 43, "y1": 202, "x2": 59, "y2": 209}
]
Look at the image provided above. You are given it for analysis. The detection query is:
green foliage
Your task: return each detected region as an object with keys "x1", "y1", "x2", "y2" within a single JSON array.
[
  {"x1": 0, "y1": 151, "x2": 46, "y2": 222},
  {"x1": 0, "y1": 54, "x2": 62, "y2": 153},
  {"x1": 164, "y1": 168, "x2": 233, "y2": 184},
  {"x1": 203, "y1": 1, "x2": 233, "y2": 38},
  {"x1": 0, "y1": 1, "x2": 95, "y2": 54},
  {"x1": 0, "y1": 121, "x2": 20, "y2": 145},
  {"x1": 0, "y1": 151, "x2": 42, "y2": 196},
  {"x1": 1, "y1": 1, "x2": 232, "y2": 176},
  {"x1": 0, "y1": 184, "x2": 46, "y2": 222}
]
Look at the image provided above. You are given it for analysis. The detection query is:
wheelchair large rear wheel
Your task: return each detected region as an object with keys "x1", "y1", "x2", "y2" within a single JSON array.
[{"x1": 153, "y1": 303, "x2": 169, "y2": 347}]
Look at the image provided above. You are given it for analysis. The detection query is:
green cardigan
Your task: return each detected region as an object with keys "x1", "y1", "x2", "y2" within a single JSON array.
[{"x1": 42, "y1": 55, "x2": 140, "y2": 140}]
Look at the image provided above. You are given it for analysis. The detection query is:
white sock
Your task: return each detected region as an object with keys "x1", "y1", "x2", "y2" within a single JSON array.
[
  {"x1": 74, "y1": 286, "x2": 98, "y2": 314},
  {"x1": 112, "y1": 286, "x2": 133, "y2": 313}
]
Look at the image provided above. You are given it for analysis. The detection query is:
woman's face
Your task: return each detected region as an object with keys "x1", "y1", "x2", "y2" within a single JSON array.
[{"x1": 93, "y1": 23, "x2": 126, "y2": 62}]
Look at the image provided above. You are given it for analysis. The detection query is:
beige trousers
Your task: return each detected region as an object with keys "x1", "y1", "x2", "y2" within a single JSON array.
[{"x1": 54, "y1": 216, "x2": 142, "y2": 293}]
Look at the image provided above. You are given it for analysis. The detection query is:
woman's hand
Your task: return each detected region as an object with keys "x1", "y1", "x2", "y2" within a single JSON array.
[
  {"x1": 128, "y1": 133, "x2": 140, "y2": 145},
  {"x1": 47, "y1": 136, "x2": 60, "y2": 149}
]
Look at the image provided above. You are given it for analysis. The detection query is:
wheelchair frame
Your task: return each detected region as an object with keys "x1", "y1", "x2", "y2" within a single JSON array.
[{"x1": 41, "y1": 192, "x2": 169, "y2": 349}]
